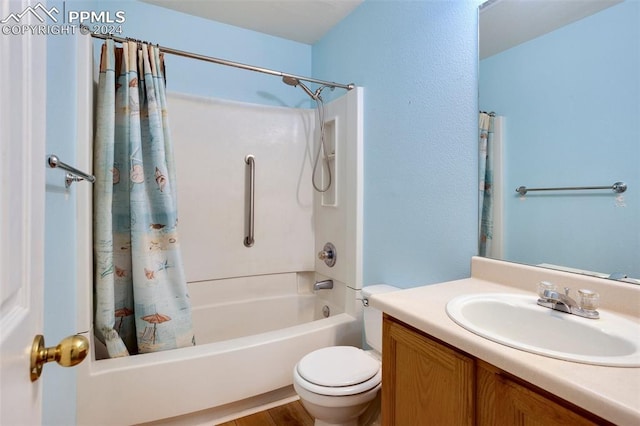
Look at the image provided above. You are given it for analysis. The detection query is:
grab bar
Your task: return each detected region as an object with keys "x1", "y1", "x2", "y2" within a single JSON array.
[
  {"x1": 244, "y1": 155, "x2": 255, "y2": 247},
  {"x1": 47, "y1": 154, "x2": 96, "y2": 188},
  {"x1": 516, "y1": 181, "x2": 627, "y2": 196}
]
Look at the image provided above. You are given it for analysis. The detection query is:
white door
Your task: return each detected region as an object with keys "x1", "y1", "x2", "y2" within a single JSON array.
[{"x1": 0, "y1": 0, "x2": 47, "y2": 424}]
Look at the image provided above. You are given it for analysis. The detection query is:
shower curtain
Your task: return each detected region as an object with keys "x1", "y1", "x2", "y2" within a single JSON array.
[
  {"x1": 478, "y1": 111, "x2": 495, "y2": 257},
  {"x1": 93, "y1": 39, "x2": 195, "y2": 357}
]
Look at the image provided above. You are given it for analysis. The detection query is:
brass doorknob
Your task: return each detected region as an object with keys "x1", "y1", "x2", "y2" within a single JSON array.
[{"x1": 30, "y1": 334, "x2": 89, "y2": 382}]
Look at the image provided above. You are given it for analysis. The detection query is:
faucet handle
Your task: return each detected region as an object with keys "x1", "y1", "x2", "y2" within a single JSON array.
[
  {"x1": 537, "y1": 281, "x2": 556, "y2": 298},
  {"x1": 318, "y1": 242, "x2": 336, "y2": 267},
  {"x1": 318, "y1": 250, "x2": 332, "y2": 260},
  {"x1": 578, "y1": 289, "x2": 600, "y2": 311}
]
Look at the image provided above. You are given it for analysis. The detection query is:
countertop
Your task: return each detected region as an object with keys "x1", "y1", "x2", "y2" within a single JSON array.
[{"x1": 369, "y1": 257, "x2": 640, "y2": 425}]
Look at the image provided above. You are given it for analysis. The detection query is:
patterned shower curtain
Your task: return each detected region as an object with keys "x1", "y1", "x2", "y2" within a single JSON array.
[
  {"x1": 478, "y1": 112, "x2": 495, "y2": 257},
  {"x1": 93, "y1": 39, "x2": 195, "y2": 357}
]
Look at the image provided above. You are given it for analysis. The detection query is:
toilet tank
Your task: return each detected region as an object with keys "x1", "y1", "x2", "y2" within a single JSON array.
[{"x1": 362, "y1": 284, "x2": 400, "y2": 352}]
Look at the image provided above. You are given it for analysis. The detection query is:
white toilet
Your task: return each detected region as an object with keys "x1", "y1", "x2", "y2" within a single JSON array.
[{"x1": 293, "y1": 284, "x2": 399, "y2": 426}]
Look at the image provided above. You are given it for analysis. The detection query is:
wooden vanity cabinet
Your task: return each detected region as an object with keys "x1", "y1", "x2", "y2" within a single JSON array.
[
  {"x1": 382, "y1": 315, "x2": 613, "y2": 426},
  {"x1": 382, "y1": 314, "x2": 475, "y2": 425}
]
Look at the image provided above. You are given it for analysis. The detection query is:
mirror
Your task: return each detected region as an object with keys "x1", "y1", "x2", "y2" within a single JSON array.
[{"x1": 478, "y1": 0, "x2": 639, "y2": 283}]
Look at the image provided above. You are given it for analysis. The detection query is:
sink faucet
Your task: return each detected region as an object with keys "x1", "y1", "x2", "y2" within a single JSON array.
[
  {"x1": 537, "y1": 284, "x2": 599, "y2": 319},
  {"x1": 314, "y1": 279, "x2": 334, "y2": 291},
  {"x1": 541, "y1": 288, "x2": 578, "y2": 314}
]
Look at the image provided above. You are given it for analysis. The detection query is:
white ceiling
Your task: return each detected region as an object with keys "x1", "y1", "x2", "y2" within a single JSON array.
[
  {"x1": 480, "y1": 0, "x2": 623, "y2": 59},
  {"x1": 140, "y1": 0, "x2": 364, "y2": 45}
]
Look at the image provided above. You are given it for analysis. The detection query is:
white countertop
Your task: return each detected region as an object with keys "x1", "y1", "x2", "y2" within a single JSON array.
[{"x1": 369, "y1": 257, "x2": 640, "y2": 425}]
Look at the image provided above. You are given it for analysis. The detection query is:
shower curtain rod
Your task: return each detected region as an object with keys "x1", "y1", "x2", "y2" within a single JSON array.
[{"x1": 90, "y1": 32, "x2": 355, "y2": 91}]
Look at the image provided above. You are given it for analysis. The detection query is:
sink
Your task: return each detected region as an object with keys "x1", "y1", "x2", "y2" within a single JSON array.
[{"x1": 446, "y1": 293, "x2": 640, "y2": 367}]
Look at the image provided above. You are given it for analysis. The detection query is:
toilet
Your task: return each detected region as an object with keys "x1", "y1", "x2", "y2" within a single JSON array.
[{"x1": 293, "y1": 284, "x2": 399, "y2": 426}]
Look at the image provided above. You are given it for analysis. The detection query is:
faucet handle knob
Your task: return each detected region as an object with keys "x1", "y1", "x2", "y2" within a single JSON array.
[
  {"x1": 318, "y1": 250, "x2": 332, "y2": 260},
  {"x1": 578, "y1": 289, "x2": 600, "y2": 311},
  {"x1": 318, "y1": 242, "x2": 336, "y2": 267},
  {"x1": 537, "y1": 281, "x2": 556, "y2": 298}
]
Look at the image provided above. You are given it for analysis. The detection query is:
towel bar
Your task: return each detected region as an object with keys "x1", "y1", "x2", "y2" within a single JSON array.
[
  {"x1": 516, "y1": 182, "x2": 627, "y2": 196},
  {"x1": 47, "y1": 155, "x2": 95, "y2": 188}
]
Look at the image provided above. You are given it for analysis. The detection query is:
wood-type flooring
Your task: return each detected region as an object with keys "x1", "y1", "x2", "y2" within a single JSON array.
[{"x1": 218, "y1": 400, "x2": 313, "y2": 426}]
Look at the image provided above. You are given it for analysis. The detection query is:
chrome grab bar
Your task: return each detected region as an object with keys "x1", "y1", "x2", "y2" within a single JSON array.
[
  {"x1": 47, "y1": 154, "x2": 96, "y2": 188},
  {"x1": 516, "y1": 181, "x2": 627, "y2": 196},
  {"x1": 244, "y1": 155, "x2": 255, "y2": 247}
]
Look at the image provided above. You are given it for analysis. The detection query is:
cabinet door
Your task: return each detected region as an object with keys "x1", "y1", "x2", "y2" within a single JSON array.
[
  {"x1": 478, "y1": 361, "x2": 612, "y2": 426},
  {"x1": 490, "y1": 368, "x2": 601, "y2": 426},
  {"x1": 382, "y1": 316, "x2": 474, "y2": 426}
]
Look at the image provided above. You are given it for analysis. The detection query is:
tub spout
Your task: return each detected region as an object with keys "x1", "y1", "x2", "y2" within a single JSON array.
[{"x1": 314, "y1": 280, "x2": 333, "y2": 291}]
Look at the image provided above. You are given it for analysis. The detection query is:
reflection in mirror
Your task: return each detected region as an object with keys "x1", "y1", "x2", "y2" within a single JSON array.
[{"x1": 478, "y1": 0, "x2": 639, "y2": 284}]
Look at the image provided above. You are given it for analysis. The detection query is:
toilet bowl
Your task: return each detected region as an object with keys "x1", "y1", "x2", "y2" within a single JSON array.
[{"x1": 293, "y1": 285, "x2": 399, "y2": 426}]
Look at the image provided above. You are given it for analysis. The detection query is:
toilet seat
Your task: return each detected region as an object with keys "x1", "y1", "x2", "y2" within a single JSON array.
[{"x1": 294, "y1": 346, "x2": 381, "y2": 397}]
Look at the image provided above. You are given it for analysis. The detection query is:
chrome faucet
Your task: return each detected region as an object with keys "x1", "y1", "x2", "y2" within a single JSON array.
[
  {"x1": 540, "y1": 288, "x2": 578, "y2": 314},
  {"x1": 536, "y1": 283, "x2": 599, "y2": 319},
  {"x1": 314, "y1": 279, "x2": 334, "y2": 291}
]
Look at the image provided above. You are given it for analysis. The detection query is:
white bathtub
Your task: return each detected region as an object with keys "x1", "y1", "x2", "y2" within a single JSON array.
[
  {"x1": 75, "y1": 58, "x2": 364, "y2": 425},
  {"x1": 77, "y1": 273, "x2": 361, "y2": 425}
]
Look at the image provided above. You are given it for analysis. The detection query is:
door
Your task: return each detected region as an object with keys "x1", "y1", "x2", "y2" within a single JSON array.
[{"x1": 0, "y1": 0, "x2": 47, "y2": 423}]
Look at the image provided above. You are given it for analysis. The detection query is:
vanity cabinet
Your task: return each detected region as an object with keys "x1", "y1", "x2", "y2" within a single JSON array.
[
  {"x1": 382, "y1": 315, "x2": 612, "y2": 426},
  {"x1": 381, "y1": 314, "x2": 474, "y2": 425}
]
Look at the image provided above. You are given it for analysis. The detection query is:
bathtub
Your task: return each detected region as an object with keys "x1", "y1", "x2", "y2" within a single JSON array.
[{"x1": 76, "y1": 273, "x2": 361, "y2": 425}]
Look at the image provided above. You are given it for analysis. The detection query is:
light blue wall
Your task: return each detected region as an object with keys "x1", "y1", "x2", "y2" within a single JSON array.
[
  {"x1": 479, "y1": 1, "x2": 639, "y2": 277},
  {"x1": 314, "y1": 0, "x2": 480, "y2": 288},
  {"x1": 80, "y1": 0, "x2": 312, "y2": 106},
  {"x1": 44, "y1": 0, "x2": 480, "y2": 422}
]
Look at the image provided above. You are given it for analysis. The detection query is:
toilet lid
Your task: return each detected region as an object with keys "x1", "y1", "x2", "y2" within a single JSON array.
[{"x1": 297, "y1": 346, "x2": 380, "y2": 387}]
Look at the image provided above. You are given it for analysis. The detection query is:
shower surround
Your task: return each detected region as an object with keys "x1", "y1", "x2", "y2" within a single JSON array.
[{"x1": 77, "y1": 89, "x2": 364, "y2": 424}]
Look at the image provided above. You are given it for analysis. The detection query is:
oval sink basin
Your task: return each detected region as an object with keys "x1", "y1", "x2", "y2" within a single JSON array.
[{"x1": 446, "y1": 293, "x2": 640, "y2": 367}]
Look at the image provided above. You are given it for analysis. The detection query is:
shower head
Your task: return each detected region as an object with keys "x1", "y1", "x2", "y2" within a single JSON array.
[
  {"x1": 282, "y1": 75, "x2": 300, "y2": 87},
  {"x1": 282, "y1": 76, "x2": 323, "y2": 101}
]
